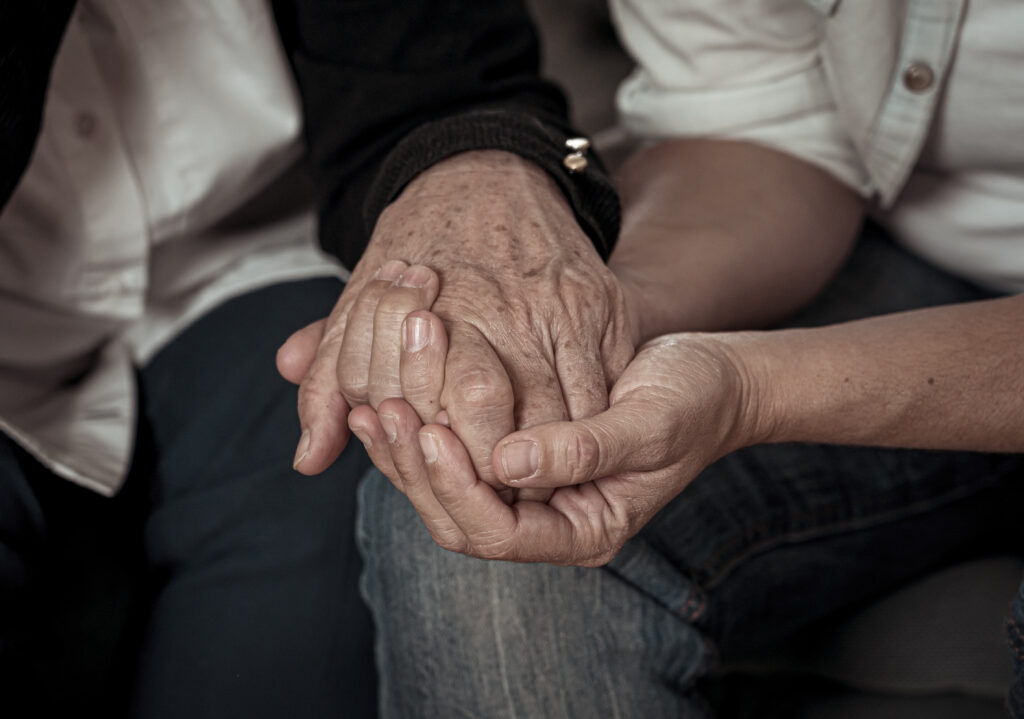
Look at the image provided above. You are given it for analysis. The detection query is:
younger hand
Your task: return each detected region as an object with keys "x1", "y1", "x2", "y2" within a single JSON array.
[{"x1": 358, "y1": 313, "x2": 767, "y2": 566}]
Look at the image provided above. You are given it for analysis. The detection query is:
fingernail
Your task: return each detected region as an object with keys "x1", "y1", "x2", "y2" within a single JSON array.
[
  {"x1": 351, "y1": 427, "x2": 372, "y2": 450},
  {"x1": 378, "y1": 260, "x2": 405, "y2": 282},
  {"x1": 404, "y1": 316, "x2": 429, "y2": 352},
  {"x1": 434, "y1": 410, "x2": 450, "y2": 427},
  {"x1": 398, "y1": 265, "x2": 431, "y2": 288},
  {"x1": 419, "y1": 432, "x2": 438, "y2": 463},
  {"x1": 379, "y1": 413, "x2": 398, "y2": 443},
  {"x1": 293, "y1": 428, "x2": 311, "y2": 469},
  {"x1": 501, "y1": 441, "x2": 539, "y2": 482}
]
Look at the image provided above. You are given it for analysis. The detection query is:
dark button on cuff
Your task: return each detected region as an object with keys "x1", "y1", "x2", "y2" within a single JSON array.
[
  {"x1": 903, "y1": 62, "x2": 935, "y2": 93},
  {"x1": 563, "y1": 137, "x2": 591, "y2": 173}
]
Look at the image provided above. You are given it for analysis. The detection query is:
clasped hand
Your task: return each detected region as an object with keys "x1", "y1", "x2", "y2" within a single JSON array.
[
  {"x1": 277, "y1": 151, "x2": 764, "y2": 565},
  {"x1": 278, "y1": 149, "x2": 634, "y2": 499},
  {"x1": 346, "y1": 287, "x2": 760, "y2": 566}
]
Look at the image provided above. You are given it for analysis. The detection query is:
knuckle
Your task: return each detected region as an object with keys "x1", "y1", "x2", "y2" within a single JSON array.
[
  {"x1": 580, "y1": 547, "x2": 619, "y2": 568},
  {"x1": 471, "y1": 540, "x2": 508, "y2": 562},
  {"x1": 352, "y1": 285, "x2": 386, "y2": 316},
  {"x1": 338, "y1": 373, "x2": 369, "y2": 405},
  {"x1": 463, "y1": 526, "x2": 516, "y2": 561},
  {"x1": 367, "y1": 386, "x2": 401, "y2": 412},
  {"x1": 430, "y1": 529, "x2": 468, "y2": 555},
  {"x1": 403, "y1": 384, "x2": 440, "y2": 418},
  {"x1": 401, "y1": 372, "x2": 434, "y2": 398},
  {"x1": 374, "y1": 289, "x2": 419, "y2": 321},
  {"x1": 565, "y1": 430, "x2": 601, "y2": 484},
  {"x1": 450, "y1": 370, "x2": 513, "y2": 410},
  {"x1": 574, "y1": 532, "x2": 622, "y2": 568},
  {"x1": 298, "y1": 369, "x2": 337, "y2": 408},
  {"x1": 426, "y1": 480, "x2": 459, "y2": 508}
]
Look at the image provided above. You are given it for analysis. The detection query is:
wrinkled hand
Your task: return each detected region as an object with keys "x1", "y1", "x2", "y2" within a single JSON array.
[
  {"x1": 278, "y1": 150, "x2": 635, "y2": 486},
  {"x1": 356, "y1": 315, "x2": 767, "y2": 566}
]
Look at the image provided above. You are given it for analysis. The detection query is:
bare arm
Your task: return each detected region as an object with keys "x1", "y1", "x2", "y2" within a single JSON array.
[
  {"x1": 749, "y1": 294, "x2": 1024, "y2": 452},
  {"x1": 592, "y1": 136, "x2": 1023, "y2": 452},
  {"x1": 611, "y1": 138, "x2": 864, "y2": 340}
]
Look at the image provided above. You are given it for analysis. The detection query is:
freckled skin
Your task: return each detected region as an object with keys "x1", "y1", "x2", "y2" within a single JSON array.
[{"x1": 296, "y1": 149, "x2": 636, "y2": 485}]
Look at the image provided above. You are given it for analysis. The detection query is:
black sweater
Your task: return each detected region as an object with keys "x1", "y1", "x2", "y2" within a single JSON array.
[{"x1": 0, "y1": 0, "x2": 619, "y2": 269}]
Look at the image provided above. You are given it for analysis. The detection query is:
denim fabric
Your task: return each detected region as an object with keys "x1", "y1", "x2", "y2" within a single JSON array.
[
  {"x1": 1010, "y1": 579, "x2": 1024, "y2": 718},
  {"x1": 358, "y1": 227, "x2": 1024, "y2": 717},
  {"x1": 0, "y1": 278, "x2": 377, "y2": 718}
]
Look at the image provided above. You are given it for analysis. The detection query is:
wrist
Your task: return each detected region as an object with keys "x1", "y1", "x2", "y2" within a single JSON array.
[
  {"x1": 402, "y1": 150, "x2": 565, "y2": 205},
  {"x1": 365, "y1": 110, "x2": 620, "y2": 260},
  {"x1": 702, "y1": 332, "x2": 780, "y2": 453}
]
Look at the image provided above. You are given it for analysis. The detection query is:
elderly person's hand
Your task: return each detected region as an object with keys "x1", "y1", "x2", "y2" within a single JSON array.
[
  {"x1": 345, "y1": 273, "x2": 1024, "y2": 565},
  {"x1": 347, "y1": 309, "x2": 762, "y2": 566},
  {"x1": 278, "y1": 150, "x2": 635, "y2": 490}
]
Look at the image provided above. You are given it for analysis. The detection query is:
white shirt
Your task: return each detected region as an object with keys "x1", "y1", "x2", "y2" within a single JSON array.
[
  {"x1": 611, "y1": 0, "x2": 1024, "y2": 292},
  {"x1": 879, "y1": 0, "x2": 1024, "y2": 291},
  {"x1": 0, "y1": 0, "x2": 344, "y2": 496}
]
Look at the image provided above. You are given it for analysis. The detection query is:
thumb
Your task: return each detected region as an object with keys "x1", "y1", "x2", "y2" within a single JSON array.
[
  {"x1": 492, "y1": 388, "x2": 674, "y2": 488},
  {"x1": 277, "y1": 319, "x2": 327, "y2": 384}
]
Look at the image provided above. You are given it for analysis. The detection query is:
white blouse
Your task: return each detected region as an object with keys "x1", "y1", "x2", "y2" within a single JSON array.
[
  {"x1": 612, "y1": 0, "x2": 1024, "y2": 292},
  {"x1": 0, "y1": 0, "x2": 343, "y2": 495}
]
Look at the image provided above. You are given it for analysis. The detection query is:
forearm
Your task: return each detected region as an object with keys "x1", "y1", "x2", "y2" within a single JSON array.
[
  {"x1": 734, "y1": 294, "x2": 1024, "y2": 452},
  {"x1": 611, "y1": 138, "x2": 864, "y2": 341},
  {"x1": 275, "y1": 0, "x2": 617, "y2": 267}
]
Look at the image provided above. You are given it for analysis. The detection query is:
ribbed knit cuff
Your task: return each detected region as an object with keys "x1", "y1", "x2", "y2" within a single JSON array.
[{"x1": 364, "y1": 109, "x2": 620, "y2": 260}]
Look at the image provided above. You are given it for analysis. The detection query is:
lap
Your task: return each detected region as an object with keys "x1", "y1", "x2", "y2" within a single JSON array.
[
  {"x1": 359, "y1": 230, "x2": 1024, "y2": 717},
  {"x1": 358, "y1": 472, "x2": 711, "y2": 718},
  {"x1": 136, "y1": 278, "x2": 367, "y2": 588},
  {"x1": 629, "y1": 444, "x2": 1023, "y2": 655},
  {"x1": 135, "y1": 277, "x2": 377, "y2": 719},
  {"x1": 361, "y1": 443, "x2": 1022, "y2": 718},
  {"x1": 1, "y1": 277, "x2": 378, "y2": 718}
]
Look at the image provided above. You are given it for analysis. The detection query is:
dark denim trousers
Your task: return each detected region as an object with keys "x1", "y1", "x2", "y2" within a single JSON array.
[
  {"x1": 1011, "y1": 580, "x2": 1024, "y2": 716},
  {"x1": 0, "y1": 278, "x2": 377, "y2": 719},
  {"x1": 358, "y1": 228, "x2": 1024, "y2": 718}
]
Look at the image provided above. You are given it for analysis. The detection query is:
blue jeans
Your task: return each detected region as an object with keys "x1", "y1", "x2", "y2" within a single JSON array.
[
  {"x1": 1011, "y1": 581, "x2": 1024, "y2": 717},
  {"x1": 358, "y1": 228, "x2": 1024, "y2": 717},
  {"x1": 0, "y1": 278, "x2": 377, "y2": 718}
]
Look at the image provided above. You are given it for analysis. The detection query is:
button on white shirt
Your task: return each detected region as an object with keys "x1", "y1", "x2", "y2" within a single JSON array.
[
  {"x1": 611, "y1": 0, "x2": 1024, "y2": 292},
  {"x1": 880, "y1": 0, "x2": 1024, "y2": 291},
  {"x1": 0, "y1": 0, "x2": 344, "y2": 495}
]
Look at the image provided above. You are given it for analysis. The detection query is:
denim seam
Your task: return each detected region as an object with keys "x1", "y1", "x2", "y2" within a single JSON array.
[
  {"x1": 697, "y1": 482, "x2": 983, "y2": 590},
  {"x1": 679, "y1": 583, "x2": 708, "y2": 622}
]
